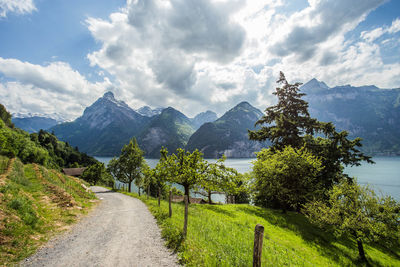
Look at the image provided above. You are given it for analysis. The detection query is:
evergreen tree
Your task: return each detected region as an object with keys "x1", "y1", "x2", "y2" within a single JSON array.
[
  {"x1": 249, "y1": 72, "x2": 319, "y2": 149},
  {"x1": 249, "y1": 72, "x2": 373, "y2": 188}
]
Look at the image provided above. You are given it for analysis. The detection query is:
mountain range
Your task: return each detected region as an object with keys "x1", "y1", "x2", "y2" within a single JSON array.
[
  {"x1": 300, "y1": 79, "x2": 400, "y2": 155},
  {"x1": 50, "y1": 92, "x2": 224, "y2": 157},
  {"x1": 187, "y1": 102, "x2": 265, "y2": 158},
  {"x1": 13, "y1": 78, "x2": 400, "y2": 157}
]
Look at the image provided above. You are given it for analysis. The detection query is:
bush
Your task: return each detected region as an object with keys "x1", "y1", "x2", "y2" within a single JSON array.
[{"x1": 252, "y1": 146, "x2": 323, "y2": 211}]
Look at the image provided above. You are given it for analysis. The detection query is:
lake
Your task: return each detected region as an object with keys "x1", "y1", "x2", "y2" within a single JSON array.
[{"x1": 96, "y1": 156, "x2": 400, "y2": 201}]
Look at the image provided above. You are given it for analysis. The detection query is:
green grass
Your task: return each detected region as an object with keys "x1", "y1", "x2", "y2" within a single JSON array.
[
  {"x1": 120, "y1": 191, "x2": 400, "y2": 266},
  {"x1": 0, "y1": 157, "x2": 97, "y2": 266}
]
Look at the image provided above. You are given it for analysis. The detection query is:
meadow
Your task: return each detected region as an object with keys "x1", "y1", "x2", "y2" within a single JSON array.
[{"x1": 121, "y1": 190, "x2": 400, "y2": 266}]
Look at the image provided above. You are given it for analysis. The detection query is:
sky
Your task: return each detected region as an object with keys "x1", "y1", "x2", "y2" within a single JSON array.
[{"x1": 0, "y1": 0, "x2": 399, "y2": 120}]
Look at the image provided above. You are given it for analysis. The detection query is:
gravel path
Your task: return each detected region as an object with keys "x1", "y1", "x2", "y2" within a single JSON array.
[{"x1": 22, "y1": 186, "x2": 180, "y2": 267}]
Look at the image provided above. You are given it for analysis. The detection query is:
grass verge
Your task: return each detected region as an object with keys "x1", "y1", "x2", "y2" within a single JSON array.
[
  {"x1": 118, "y1": 190, "x2": 400, "y2": 266},
  {"x1": 0, "y1": 157, "x2": 97, "y2": 266}
]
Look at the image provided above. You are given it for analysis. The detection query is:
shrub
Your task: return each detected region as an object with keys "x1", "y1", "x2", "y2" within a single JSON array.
[{"x1": 252, "y1": 146, "x2": 323, "y2": 211}]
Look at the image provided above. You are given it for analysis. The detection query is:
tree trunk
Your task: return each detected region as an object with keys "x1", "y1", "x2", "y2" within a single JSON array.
[
  {"x1": 357, "y1": 240, "x2": 367, "y2": 262},
  {"x1": 147, "y1": 185, "x2": 150, "y2": 199},
  {"x1": 208, "y1": 190, "x2": 212, "y2": 204},
  {"x1": 169, "y1": 190, "x2": 172, "y2": 217},
  {"x1": 184, "y1": 184, "x2": 190, "y2": 204},
  {"x1": 183, "y1": 195, "x2": 188, "y2": 238},
  {"x1": 128, "y1": 182, "x2": 132, "y2": 193},
  {"x1": 138, "y1": 187, "x2": 141, "y2": 196}
]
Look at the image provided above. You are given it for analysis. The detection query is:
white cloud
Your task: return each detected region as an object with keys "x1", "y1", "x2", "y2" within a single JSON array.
[
  {"x1": 269, "y1": 0, "x2": 384, "y2": 61},
  {"x1": 0, "y1": 0, "x2": 36, "y2": 17},
  {"x1": 361, "y1": 18, "x2": 400, "y2": 42},
  {"x1": 2, "y1": 0, "x2": 399, "y2": 120},
  {"x1": 388, "y1": 18, "x2": 400, "y2": 34},
  {"x1": 0, "y1": 58, "x2": 112, "y2": 119},
  {"x1": 88, "y1": 0, "x2": 400, "y2": 116}
]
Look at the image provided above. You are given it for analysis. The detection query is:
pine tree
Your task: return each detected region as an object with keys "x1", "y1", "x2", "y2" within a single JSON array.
[{"x1": 249, "y1": 72, "x2": 373, "y2": 189}]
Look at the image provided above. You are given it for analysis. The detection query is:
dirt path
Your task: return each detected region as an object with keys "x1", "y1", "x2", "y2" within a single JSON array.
[{"x1": 21, "y1": 186, "x2": 180, "y2": 267}]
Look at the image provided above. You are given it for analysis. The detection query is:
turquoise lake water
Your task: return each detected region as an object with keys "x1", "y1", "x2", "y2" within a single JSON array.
[{"x1": 96, "y1": 156, "x2": 400, "y2": 201}]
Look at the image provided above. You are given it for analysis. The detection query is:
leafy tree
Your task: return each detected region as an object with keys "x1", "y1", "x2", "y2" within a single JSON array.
[
  {"x1": 81, "y1": 162, "x2": 114, "y2": 187},
  {"x1": 303, "y1": 180, "x2": 400, "y2": 262},
  {"x1": 197, "y1": 157, "x2": 243, "y2": 204},
  {"x1": 252, "y1": 146, "x2": 323, "y2": 212},
  {"x1": 249, "y1": 72, "x2": 372, "y2": 189},
  {"x1": 161, "y1": 148, "x2": 208, "y2": 202},
  {"x1": 107, "y1": 138, "x2": 144, "y2": 192}
]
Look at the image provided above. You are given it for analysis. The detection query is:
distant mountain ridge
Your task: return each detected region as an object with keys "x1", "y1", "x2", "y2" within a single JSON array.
[
  {"x1": 48, "y1": 79, "x2": 400, "y2": 158},
  {"x1": 191, "y1": 110, "x2": 218, "y2": 130},
  {"x1": 138, "y1": 107, "x2": 195, "y2": 157},
  {"x1": 12, "y1": 116, "x2": 59, "y2": 133},
  {"x1": 187, "y1": 102, "x2": 265, "y2": 158},
  {"x1": 136, "y1": 106, "x2": 164, "y2": 117},
  {"x1": 50, "y1": 92, "x2": 220, "y2": 157},
  {"x1": 51, "y1": 92, "x2": 150, "y2": 156},
  {"x1": 301, "y1": 79, "x2": 400, "y2": 155}
]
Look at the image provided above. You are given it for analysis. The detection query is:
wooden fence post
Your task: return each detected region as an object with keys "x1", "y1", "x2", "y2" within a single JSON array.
[
  {"x1": 158, "y1": 187, "x2": 161, "y2": 206},
  {"x1": 169, "y1": 190, "x2": 172, "y2": 217},
  {"x1": 253, "y1": 224, "x2": 264, "y2": 267},
  {"x1": 183, "y1": 195, "x2": 189, "y2": 238}
]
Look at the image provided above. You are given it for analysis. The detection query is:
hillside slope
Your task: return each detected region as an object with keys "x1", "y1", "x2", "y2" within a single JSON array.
[
  {"x1": 131, "y1": 193, "x2": 400, "y2": 266},
  {"x1": 302, "y1": 79, "x2": 400, "y2": 155},
  {"x1": 138, "y1": 107, "x2": 195, "y2": 157},
  {"x1": 187, "y1": 101, "x2": 266, "y2": 158},
  {"x1": 0, "y1": 156, "x2": 96, "y2": 265}
]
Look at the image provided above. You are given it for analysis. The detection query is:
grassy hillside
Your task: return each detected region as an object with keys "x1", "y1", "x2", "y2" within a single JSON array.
[
  {"x1": 0, "y1": 156, "x2": 97, "y2": 266},
  {"x1": 121, "y1": 191, "x2": 400, "y2": 266}
]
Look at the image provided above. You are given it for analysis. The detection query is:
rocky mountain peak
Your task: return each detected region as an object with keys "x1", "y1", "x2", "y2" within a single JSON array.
[
  {"x1": 103, "y1": 91, "x2": 115, "y2": 99},
  {"x1": 301, "y1": 78, "x2": 330, "y2": 93},
  {"x1": 192, "y1": 110, "x2": 218, "y2": 130},
  {"x1": 136, "y1": 106, "x2": 164, "y2": 117}
]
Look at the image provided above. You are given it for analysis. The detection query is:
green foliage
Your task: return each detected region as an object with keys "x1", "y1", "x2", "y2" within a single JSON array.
[
  {"x1": 81, "y1": 162, "x2": 114, "y2": 187},
  {"x1": 0, "y1": 104, "x2": 97, "y2": 169},
  {"x1": 107, "y1": 138, "x2": 144, "y2": 192},
  {"x1": 123, "y1": 191, "x2": 400, "y2": 266},
  {"x1": 33, "y1": 129, "x2": 97, "y2": 168},
  {"x1": 253, "y1": 146, "x2": 323, "y2": 211},
  {"x1": 0, "y1": 103, "x2": 14, "y2": 128},
  {"x1": 0, "y1": 119, "x2": 51, "y2": 166},
  {"x1": 161, "y1": 148, "x2": 208, "y2": 198},
  {"x1": 249, "y1": 72, "x2": 373, "y2": 190},
  {"x1": 303, "y1": 180, "x2": 400, "y2": 261},
  {"x1": 249, "y1": 72, "x2": 318, "y2": 149},
  {"x1": 197, "y1": 156, "x2": 246, "y2": 203}
]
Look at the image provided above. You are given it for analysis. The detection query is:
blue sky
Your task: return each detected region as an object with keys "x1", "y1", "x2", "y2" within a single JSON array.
[{"x1": 0, "y1": 0, "x2": 399, "y2": 119}]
